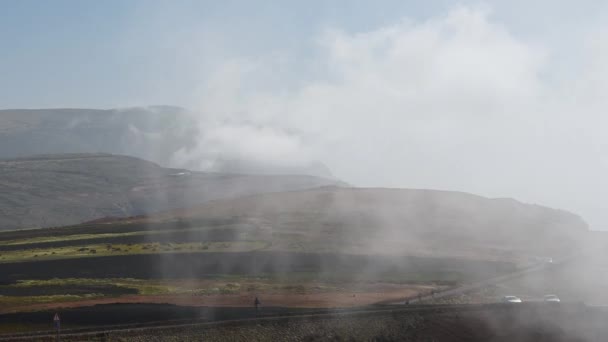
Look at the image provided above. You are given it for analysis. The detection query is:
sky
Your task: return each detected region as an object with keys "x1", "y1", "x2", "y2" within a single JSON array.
[{"x1": 2, "y1": 0, "x2": 608, "y2": 229}]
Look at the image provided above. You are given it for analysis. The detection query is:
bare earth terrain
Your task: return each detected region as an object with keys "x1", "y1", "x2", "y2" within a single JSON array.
[
  {"x1": 1, "y1": 283, "x2": 432, "y2": 314},
  {"x1": 4, "y1": 303, "x2": 608, "y2": 341},
  {"x1": 172, "y1": 287, "x2": 424, "y2": 308}
]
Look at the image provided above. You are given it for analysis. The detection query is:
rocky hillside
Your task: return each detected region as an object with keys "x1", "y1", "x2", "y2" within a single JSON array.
[{"x1": 0, "y1": 154, "x2": 345, "y2": 230}]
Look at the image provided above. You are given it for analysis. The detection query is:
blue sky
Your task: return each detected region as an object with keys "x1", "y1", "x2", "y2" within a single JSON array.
[
  {"x1": 0, "y1": 0, "x2": 461, "y2": 107},
  {"x1": 2, "y1": 1, "x2": 608, "y2": 229},
  {"x1": 2, "y1": 0, "x2": 605, "y2": 108}
]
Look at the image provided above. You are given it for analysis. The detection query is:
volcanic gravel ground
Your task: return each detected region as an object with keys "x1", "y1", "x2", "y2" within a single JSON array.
[{"x1": 9, "y1": 303, "x2": 608, "y2": 341}]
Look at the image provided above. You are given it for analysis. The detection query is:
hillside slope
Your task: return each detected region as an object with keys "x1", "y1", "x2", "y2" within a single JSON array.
[
  {"x1": 0, "y1": 154, "x2": 344, "y2": 230},
  {"x1": 153, "y1": 187, "x2": 588, "y2": 259}
]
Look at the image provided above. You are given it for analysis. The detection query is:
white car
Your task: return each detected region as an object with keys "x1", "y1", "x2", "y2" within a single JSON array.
[
  {"x1": 502, "y1": 295, "x2": 522, "y2": 303},
  {"x1": 543, "y1": 294, "x2": 560, "y2": 303}
]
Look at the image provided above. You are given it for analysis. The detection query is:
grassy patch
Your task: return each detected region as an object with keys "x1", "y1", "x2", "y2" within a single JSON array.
[
  {"x1": 0, "y1": 225, "x2": 233, "y2": 247},
  {"x1": 0, "y1": 241, "x2": 269, "y2": 263},
  {"x1": 13, "y1": 278, "x2": 175, "y2": 296},
  {"x1": 7, "y1": 278, "x2": 265, "y2": 297},
  {"x1": 0, "y1": 232, "x2": 142, "y2": 246},
  {"x1": 0, "y1": 323, "x2": 52, "y2": 334},
  {"x1": 1, "y1": 275, "x2": 398, "y2": 302},
  {"x1": 0, "y1": 293, "x2": 104, "y2": 306}
]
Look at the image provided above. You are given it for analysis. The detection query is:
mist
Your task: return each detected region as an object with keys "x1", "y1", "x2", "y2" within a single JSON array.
[
  {"x1": 2, "y1": 2, "x2": 607, "y2": 228},
  {"x1": 108, "y1": 4, "x2": 608, "y2": 230},
  {"x1": 3, "y1": 2, "x2": 608, "y2": 340}
]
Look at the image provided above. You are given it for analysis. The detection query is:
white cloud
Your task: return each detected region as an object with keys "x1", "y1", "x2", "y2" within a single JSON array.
[{"x1": 175, "y1": 6, "x2": 608, "y2": 228}]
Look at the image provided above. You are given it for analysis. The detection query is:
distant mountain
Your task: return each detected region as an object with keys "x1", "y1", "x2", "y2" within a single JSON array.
[
  {"x1": 0, "y1": 106, "x2": 196, "y2": 167},
  {"x1": 0, "y1": 153, "x2": 345, "y2": 230},
  {"x1": 0, "y1": 107, "x2": 335, "y2": 178}
]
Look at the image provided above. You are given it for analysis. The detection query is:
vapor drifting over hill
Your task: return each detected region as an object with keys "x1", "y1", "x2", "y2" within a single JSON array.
[
  {"x1": 147, "y1": 187, "x2": 588, "y2": 261},
  {"x1": 0, "y1": 107, "x2": 334, "y2": 178},
  {"x1": 0, "y1": 153, "x2": 344, "y2": 231}
]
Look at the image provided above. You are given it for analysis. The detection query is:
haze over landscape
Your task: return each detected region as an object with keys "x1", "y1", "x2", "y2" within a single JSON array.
[
  {"x1": 1, "y1": 1, "x2": 608, "y2": 341},
  {"x1": 3, "y1": 1, "x2": 608, "y2": 229}
]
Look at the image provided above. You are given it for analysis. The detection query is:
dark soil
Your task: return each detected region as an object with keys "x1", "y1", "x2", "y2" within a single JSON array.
[
  {"x1": 0, "y1": 252, "x2": 514, "y2": 282},
  {"x1": 0, "y1": 303, "x2": 320, "y2": 328},
  {"x1": 4, "y1": 303, "x2": 608, "y2": 341}
]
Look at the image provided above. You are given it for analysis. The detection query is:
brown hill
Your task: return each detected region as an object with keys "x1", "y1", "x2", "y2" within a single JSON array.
[{"x1": 151, "y1": 187, "x2": 587, "y2": 261}]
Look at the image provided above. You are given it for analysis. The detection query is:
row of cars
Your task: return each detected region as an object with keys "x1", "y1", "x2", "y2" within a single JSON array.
[{"x1": 502, "y1": 294, "x2": 560, "y2": 303}]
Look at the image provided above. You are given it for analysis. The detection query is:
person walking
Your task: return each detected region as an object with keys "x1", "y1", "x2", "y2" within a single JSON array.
[{"x1": 254, "y1": 296, "x2": 261, "y2": 312}]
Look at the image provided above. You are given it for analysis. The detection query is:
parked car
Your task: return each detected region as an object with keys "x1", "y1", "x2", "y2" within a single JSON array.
[
  {"x1": 502, "y1": 295, "x2": 522, "y2": 303},
  {"x1": 543, "y1": 294, "x2": 560, "y2": 303}
]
